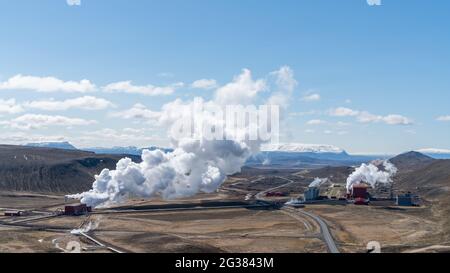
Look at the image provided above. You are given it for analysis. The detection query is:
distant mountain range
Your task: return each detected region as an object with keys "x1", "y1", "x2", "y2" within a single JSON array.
[
  {"x1": 2, "y1": 142, "x2": 449, "y2": 209},
  {"x1": 22, "y1": 142, "x2": 450, "y2": 169},
  {"x1": 22, "y1": 141, "x2": 387, "y2": 168},
  {"x1": 23, "y1": 142, "x2": 384, "y2": 168},
  {"x1": 247, "y1": 151, "x2": 384, "y2": 168},
  {"x1": 250, "y1": 143, "x2": 388, "y2": 168},
  {"x1": 261, "y1": 143, "x2": 344, "y2": 153},
  {"x1": 24, "y1": 142, "x2": 173, "y2": 155}
]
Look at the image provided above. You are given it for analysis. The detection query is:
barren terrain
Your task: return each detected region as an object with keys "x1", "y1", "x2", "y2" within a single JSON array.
[{"x1": 1, "y1": 151, "x2": 449, "y2": 253}]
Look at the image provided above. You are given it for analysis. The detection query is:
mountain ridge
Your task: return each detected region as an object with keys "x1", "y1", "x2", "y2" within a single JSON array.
[
  {"x1": 390, "y1": 151, "x2": 435, "y2": 172},
  {"x1": 0, "y1": 145, "x2": 140, "y2": 194}
]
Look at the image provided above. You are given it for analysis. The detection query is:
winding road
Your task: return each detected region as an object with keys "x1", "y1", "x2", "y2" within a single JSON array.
[
  {"x1": 294, "y1": 209, "x2": 340, "y2": 253},
  {"x1": 254, "y1": 176, "x2": 340, "y2": 253}
]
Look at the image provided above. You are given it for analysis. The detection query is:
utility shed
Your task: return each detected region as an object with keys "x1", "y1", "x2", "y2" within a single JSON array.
[
  {"x1": 396, "y1": 193, "x2": 419, "y2": 206},
  {"x1": 65, "y1": 204, "x2": 91, "y2": 216}
]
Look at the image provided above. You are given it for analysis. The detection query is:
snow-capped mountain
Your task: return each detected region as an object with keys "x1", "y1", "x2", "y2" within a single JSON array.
[
  {"x1": 415, "y1": 148, "x2": 450, "y2": 159},
  {"x1": 262, "y1": 143, "x2": 344, "y2": 154},
  {"x1": 249, "y1": 143, "x2": 382, "y2": 168}
]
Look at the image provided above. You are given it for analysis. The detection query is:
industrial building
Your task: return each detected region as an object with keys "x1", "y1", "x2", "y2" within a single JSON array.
[
  {"x1": 350, "y1": 184, "x2": 370, "y2": 205},
  {"x1": 352, "y1": 184, "x2": 369, "y2": 198},
  {"x1": 265, "y1": 192, "x2": 288, "y2": 197},
  {"x1": 65, "y1": 204, "x2": 91, "y2": 216},
  {"x1": 396, "y1": 193, "x2": 420, "y2": 206},
  {"x1": 326, "y1": 184, "x2": 346, "y2": 200},
  {"x1": 304, "y1": 187, "x2": 320, "y2": 201}
]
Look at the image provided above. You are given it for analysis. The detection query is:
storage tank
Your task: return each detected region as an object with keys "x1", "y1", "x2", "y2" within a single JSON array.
[{"x1": 304, "y1": 187, "x2": 320, "y2": 201}]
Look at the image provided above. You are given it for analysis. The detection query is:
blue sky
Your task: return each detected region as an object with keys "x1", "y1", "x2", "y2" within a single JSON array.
[{"x1": 0, "y1": 0, "x2": 449, "y2": 154}]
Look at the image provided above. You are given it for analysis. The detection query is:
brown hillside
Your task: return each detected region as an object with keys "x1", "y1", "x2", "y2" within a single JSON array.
[{"x1": 0, "y1": 145, "x2": 140, "y2": 194}]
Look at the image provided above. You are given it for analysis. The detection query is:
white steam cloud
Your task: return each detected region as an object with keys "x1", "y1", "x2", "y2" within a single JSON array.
[
  {"x1": 309, "y1": 177, "x2": 329, "y2": 188},
  {"x1": 71, "y1": 220, "x2": 100, "y2": 235},
  {"x1": 346, "y1": 160, "x2": 397, "y2": 192},
  {"x1": 68, "y1": 67, "x2": 294, "y2": 208},
  {"x1": 70, "y1": 138, "x2": 256, "y2": 208}
]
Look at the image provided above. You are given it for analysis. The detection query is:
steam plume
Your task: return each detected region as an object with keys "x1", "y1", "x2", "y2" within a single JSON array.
[
  {"x1": 346, "y1": 160, "x2": 397, "y2": 192},
  {"x1": 68, "y1": 105, "x2": 258, "y2": 207},
  {"x1": 68, "y1": 68, "x2": 293, "y2": 208},
  {"x1": 309, "y1": 177, "x2": 328, "y2": 188}
]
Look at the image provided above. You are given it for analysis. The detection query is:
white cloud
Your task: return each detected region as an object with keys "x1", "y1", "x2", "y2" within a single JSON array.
[
  {"x1": 191, "y1": 79, "x2": 218, "y2": 90},
  {"x1": 67, "y1": 0, "x2": 81, "y2": 6},
  {"x1": 267, "y1": 66, "x2": 298, "y2": 108},
  {"x1": 305, "y1": 129, "x2": 315, "y2": 134},
  {"x1": 367, "y1": 0, "x2": 381, "y2": 6},
  {"x1": 329, "y1": 107, "x2": 360, "y2": 117},
  {"x1": 289, "y1": 110, "x2": 318, "y2": 117},
  {"x1": 25, "y1": 96, "x2": 114, "y2": 111},
  {"x1": 356, "y1": 111, "x2": 381, "y2": 123},
  {"x1": 271, "y1": 66, "x2": 298, "y2": 93},
  {"x1": 301, "y1": 93, "x2": 321, "y2": 102},
  {"x1": 356, "y1": 112, "x2": 413, "y2": 125},
  {"x1": 307, "y1": 119, "x2": 326, "y2": 125},
  {"x1": 381, "y1": 115, "x2": 413, "y2": 125},
  {"x1": 122, "y1": 127, "x2": 147, "y2": 134},
  {"x1": 80, "y1": 128, "x2": 164, "y2": 148},
  {"x1": 0, "y1": 99, "x2": 24, "y2": 115},
  {"x1": 437, "y1": 115, "x2": 450, "y2": 122},
  {"x1": 4, "y1": 114, "x2": 96, "y2": 130},
  {"x1": 0, "y1": 74, "x2": 95, "y2": 93},
  {"x1": 215, "y1": 69, "x2": 266, "y2": 105},
  {"x1": 336, "y1": 121, "x2": 351, "y2": 127},
  {"x1": 111, "y1": 104, "x2": 161, "y2": 120},
  {"x1": 416, "y1": 148, "x2": 450, "y2": 154},
  {"x1": 330, "y1": 107, "x2": 413, "y2": 126},
  {"x1": 103, "y1": 81, "x2": 183, "y2": 96},
  {"x1": 0, "y1": 132, "x2": 67, "y2": 145},
  {"x1": 318, "y1": 130, "x2": 347, "y2": 136}
]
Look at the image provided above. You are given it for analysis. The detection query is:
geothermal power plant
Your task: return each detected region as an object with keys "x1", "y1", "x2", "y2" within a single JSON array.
[{"x1": 0, "y1": 147, "x2": 435, "y2": 254}]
